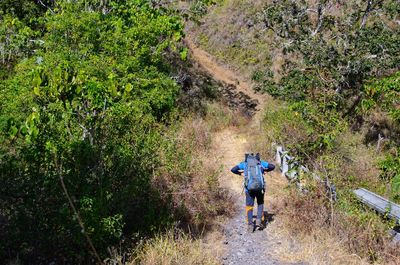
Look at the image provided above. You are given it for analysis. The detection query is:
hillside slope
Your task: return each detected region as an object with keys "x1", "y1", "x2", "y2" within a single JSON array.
[
  {"x1": 187, "y1": 38, "x2": 367, "y2": 265},
  {"x1": 184, "y1": 1, "x2": 400, "y2": 263}
]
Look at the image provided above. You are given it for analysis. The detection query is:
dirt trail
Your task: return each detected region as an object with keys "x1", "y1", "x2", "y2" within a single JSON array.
[
  {"x1": 215, "y1": 130, "x2": 304, "y2": 265},
  {"x1": 187, "y1": 40, "x2": 307, "y2": 264},
  {"x1": 185, "y1": 38, "x2": 266, "y2": 116},
  {"x1": 185, "y1": 39, "x2": 257, "y2": 99}
]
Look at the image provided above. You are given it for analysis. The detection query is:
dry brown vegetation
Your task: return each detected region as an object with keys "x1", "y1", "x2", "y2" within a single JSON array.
[
  {"x1": 129, "y1": 102, "x2": 244, "y2": 264},
  {"x1": 189, "y1": 1, "x2": 400, "y2": 259},
  {"x1": 180, "y1": 1, "x2": 400, "y2": 262},
  {"x1": 131, "y1": 230, "x2": 218, "y2": 265},
  {"x1": 231, "y1": 95, "x2": 399, "y2": 264},
  {"x1": 154, "y1": 103, "x2": 241, "y2": 232},
  {"x1": 275, "y1": 185, "x2": 400, "y2": 264},
  {"x1": 186, "y1": 0, "x2": 271, "y2": 79},
  {"x1": 254, "y1": 104, "x2": 400, "y2": 264}
]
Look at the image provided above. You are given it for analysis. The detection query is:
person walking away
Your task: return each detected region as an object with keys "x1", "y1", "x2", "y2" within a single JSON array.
[{"x1": 231, "y1": 153, "x2": 275, "y2": 232}]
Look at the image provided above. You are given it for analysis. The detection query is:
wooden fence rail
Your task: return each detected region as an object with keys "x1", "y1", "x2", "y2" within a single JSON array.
[
  {"x1": 276, "y1": 146, "x2": 400, "y2": 243},
  {"x1": 275, "y1": 146, "x2": 337, "y2": 201},
  {"x1": 354, "y1": 188, "x2": 400, "y2": 222}
]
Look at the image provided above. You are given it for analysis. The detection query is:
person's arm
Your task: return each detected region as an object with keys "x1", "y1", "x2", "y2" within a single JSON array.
[
  {"x1": 231, "y1": 162, "x2": 245, "y2": 175},
  {"x1": 261, "y1": 161, "x2": 275, "y2": 173},
  {"x1": 231, "y1": 165, "x2": 242, "y2": 175}
]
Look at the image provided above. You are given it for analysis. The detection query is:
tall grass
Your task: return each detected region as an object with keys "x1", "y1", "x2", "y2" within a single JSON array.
[
  {"x1": 153, "y1": 103, "x2": 238, "y2": 232},
  {"x1": 125, "y1": 102, "x2": 240, "y2": 263},
  {"x1": 131, "y1": 230, "x2": 218, "y2": 265}
]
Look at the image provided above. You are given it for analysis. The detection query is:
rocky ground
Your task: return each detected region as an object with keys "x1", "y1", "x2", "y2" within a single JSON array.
[{"x1": 221, "y1": 201, "x2": 301, "y2": 265}]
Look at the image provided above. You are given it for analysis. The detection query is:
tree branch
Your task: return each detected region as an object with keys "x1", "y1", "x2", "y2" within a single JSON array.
[
  {"x1": 311, "y1": 2, "x2": 325, "y2": 36},
  {"x1": 57, "y1": 161, "x2": 103, "y2": 264},
  {"x1": 311, "y1": 0, "x2": 334, "y2": 37},
  {"x1": 36, "y1": 0, "x2": 55, "y2": 15},
  {"x1": 360, "y1": 0, "x2": 384, "y2": 29},
  {"x1": 360, "y1": 0, "x2": 373, "y2": 29}
]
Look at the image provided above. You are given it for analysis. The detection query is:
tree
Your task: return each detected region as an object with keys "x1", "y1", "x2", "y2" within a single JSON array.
[
  {"x1": 0, "y1": 0, "x2": 185, "y2": 263},
  {"x1": 258, "y1": 0, "x2": 400, "y2": 112}
]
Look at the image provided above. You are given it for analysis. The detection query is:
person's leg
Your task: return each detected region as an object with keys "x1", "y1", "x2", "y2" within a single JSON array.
[
  {"x1": 255, "y1": 191, "x2": 265, "y2": 226},
  {"x1": 245, "y1": 191, "x2": 255, "y2": 225}
]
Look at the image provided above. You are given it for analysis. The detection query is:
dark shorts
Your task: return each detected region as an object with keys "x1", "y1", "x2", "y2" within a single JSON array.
[{"x1": 245, "y1": 190, "x2": 264, "y2": 206}]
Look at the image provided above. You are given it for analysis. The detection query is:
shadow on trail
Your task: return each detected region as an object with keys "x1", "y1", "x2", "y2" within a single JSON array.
[
  {"x1": 252, "y1": 211, "x2": 275, "y2": 227},
  {"x1": 265, "y1": 211, "x2": 276, "y2": 224}
]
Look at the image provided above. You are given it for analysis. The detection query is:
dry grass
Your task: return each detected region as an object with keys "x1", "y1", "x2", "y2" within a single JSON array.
[
  {"x1": 186, "y1": 0, "x2": 272, "y2": 80},
  {"x1": 262, "y1": 174, "x2": 369, "y2": 265},
  {"x1": 264, "y1": 128, "x2": 400, "y2": 264},
  {"x1": 131, "y1": 230, "x2": 218, "y2": 265},
  {"x1": 246, "y1": 103, "x2": 400, "y2": 264},
  {"x1": 269, "y1": 222, "x2": 370, "y2": 265},
  {"x1": 203, "y1": 102, "x2": 249, "y2": 131},
  {"x1": 271, "y1": 50, "x2": 285, "y2": 83},
  {"x1": 333, "y1": 131, "x2": 383, "y2": 191},
  {"x1": 185, "y1": 2, "x2": 400, "y2": 261},
  {"x1": 273, "y1": 185, "x2": 400, "y2": 265},
  {"x1": 129, "y1": 102, "x2": 240, "y2": 264},
  {"x1": 153, "y1": 102, "x2": 240, "y2": 232}
]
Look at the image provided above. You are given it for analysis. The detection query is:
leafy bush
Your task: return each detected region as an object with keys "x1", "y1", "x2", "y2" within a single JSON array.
[
  {"x1": 360, "y1": 73, "x2": 400, "y2": 200},
  {"x1": 0, "y1": 0, "x2": 190, "y2": 263},
  {"x1": 361, "y1": 72, "x2": 400, "y2": 123},
  {"x1": 378, "y1": 151, "x2": 400, "y2": 200},
  {"x1": 0, "y1": 14, "x2": 36, "y2": 74},
  {"x1": 257, "y1": 0, "x2": 400, "y2": 114}
]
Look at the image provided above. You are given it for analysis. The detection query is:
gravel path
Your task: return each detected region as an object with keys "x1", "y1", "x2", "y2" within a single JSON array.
[
  {"x1": 221, "y1": 199, "x2": 307, "y2": 265},
  {"x1": 222, "y1": 201, "x2": 282, "y2": 265},
  {"x1": 214, "y1": 130, "x2": 308, "y2": 265}
]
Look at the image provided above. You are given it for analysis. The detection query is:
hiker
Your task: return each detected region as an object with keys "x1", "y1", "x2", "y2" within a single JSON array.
[{"x1": 231, "y1": 153, "x2": 275, "y2": 232}]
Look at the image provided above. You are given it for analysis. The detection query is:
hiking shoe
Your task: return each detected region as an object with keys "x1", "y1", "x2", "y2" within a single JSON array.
[
  {"x1": 256, "y1": 222, "x2": 266, "y2": 231},
  {"x1": 247, "y1": 224, "x2": 255, "y2": 233}
]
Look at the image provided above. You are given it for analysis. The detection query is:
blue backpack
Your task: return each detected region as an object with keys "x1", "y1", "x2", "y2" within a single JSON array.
[{"x1": 244, "y1": 154, "x2": 264, "y2": 192}]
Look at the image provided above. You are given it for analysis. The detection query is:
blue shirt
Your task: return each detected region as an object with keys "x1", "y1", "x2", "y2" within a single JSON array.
[
  {"x1": 237, "y1": 160, "x2": 270, "y2": 172},
  {"x1": 231, "y1": 160, "x2": 275, "y2": 175}
]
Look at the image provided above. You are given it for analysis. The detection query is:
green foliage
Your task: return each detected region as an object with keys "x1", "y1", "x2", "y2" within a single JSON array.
[
  {"x1": 190, "y1": 0, "x2": 216, "y2": 17},
  {"x1": 0, "y1": 0, "x2": 187, "y2": 263},
  {"x1": 361, "y1": 72, "x2": 400, "y2": 199},
  {"x1": 0, "y1": 0, "x2": 48, "y2": 23},
  {"x1": 262, "y1": 98, "x2": 345, "y2": 161},
  {"x1": 277, "y1": 70, "x2": 322, "y2": 101},
  {"x1": 257, "y1": 1, "x2": 400, "y2": 209},
  {"x1": 0, "y1": 14, "x2": 36, "y2": 72},
  {"x1": 242, "y1": 1, "x2": 400, "y2": 261},
  {"x1": 378, "y1": 150, "x2": 400, "y2": 198},
  {"x1": 262, "y1": 101, "x2": 311, "y2": 146},
  {"x1": 257, "y1": 0, "x2": 400, "y2": 111},
  {"x1": 361, "y1": 72, "x2": 400, "y2": 122}
]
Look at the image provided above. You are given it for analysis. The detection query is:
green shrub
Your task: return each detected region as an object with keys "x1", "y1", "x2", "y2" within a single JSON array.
[{"x1": 0, "y1": 0, "x2": 187, "y2": 263}]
